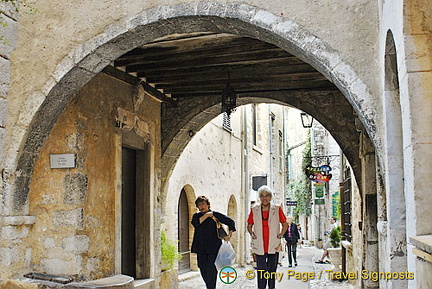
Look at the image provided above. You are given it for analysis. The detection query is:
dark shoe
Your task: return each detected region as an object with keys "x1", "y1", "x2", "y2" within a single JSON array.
[
  {"x1": 315, "y1": 260, "x2": 325, "y2": 264},
  {"x1": 295, "y1": 262, "x2": 298, "y2": 266},
  {"x1": 289, "y1": 264, "x2": 292, "y2": 267}
]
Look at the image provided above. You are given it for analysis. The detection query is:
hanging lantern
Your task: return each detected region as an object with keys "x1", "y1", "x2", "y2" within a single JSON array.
[
  {"x1": 221, "y1": 72, "x2": 237, "y2": 116},
  {"x1": 300, "y1": 112, "x2": 313, "y2": 128}
]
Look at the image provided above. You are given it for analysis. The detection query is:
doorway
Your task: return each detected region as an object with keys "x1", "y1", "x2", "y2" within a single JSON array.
[
  {"x1": 121, "y1": 145, "x2": 151, "y2": 279},
  {"x1": 121, "y1": 147, "x2": 137, "y2": 277},
  {"x1": 178, "y1": 189, "x2": 190, "y2": 272}
]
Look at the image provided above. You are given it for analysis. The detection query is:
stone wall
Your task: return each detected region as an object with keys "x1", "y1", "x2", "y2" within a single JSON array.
[
  {"x1": 0, "y1": 1, "x2": 18, "y2": 210},
  {"x1": 0, "y1": 73, "x2": 161, "y2": 280}
]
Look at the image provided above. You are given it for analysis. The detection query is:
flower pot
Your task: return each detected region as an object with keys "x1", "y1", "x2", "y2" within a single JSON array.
[{"x1": 327, "y1": 247, "x2": 342, "y2": 270}]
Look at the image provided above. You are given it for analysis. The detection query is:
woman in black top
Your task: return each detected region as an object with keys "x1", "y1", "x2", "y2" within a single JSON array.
[{"x1": 191, "y1": 196, "x2": 236, "y2": 289}]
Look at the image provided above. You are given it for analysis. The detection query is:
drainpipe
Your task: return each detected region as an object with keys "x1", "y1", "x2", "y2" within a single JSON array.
[
  {"x1": 269, "y1": 106, "x2": 275, "y2": 189},
  {"x1": 243, "y1": 106, "x2": 250, "y2": 265}
]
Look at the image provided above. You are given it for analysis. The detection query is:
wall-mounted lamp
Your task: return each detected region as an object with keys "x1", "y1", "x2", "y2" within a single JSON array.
[{"x1": 300, "y1": 112, "x2": 313, "y2": 128}]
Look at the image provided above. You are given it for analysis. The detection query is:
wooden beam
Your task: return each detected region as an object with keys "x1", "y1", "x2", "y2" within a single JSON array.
[
  {"x1": 140, "y1": 81, "x2": 177, "y2": 108},
  {"x1": 171, "y1": 87, "x2": 338, "y2": 98},
  {"x1": 164, "y1": 79, "x2": 335, "y2": 95},
  {"x1": 153, "y1": 72, "x2": 327, "y2": 88},
  {"x1": 102, "y1": 65, "x2": 139, "y2": 86},
  {"x1": 125, "y1": 50, "x2": 295, "y2": 73},
  {"x1": 115, "y1": 42, "x2": 280, "y2": 67},
  {"x1": 102, "y1": 66, "x2": 177, "y2": 107},
  {"x1": 139, "y1": 60, "x2": 312, "y2": 79}
]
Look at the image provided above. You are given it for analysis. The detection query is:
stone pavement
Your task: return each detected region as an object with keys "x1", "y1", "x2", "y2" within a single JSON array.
[{"x1": 179, "y1": 245, "x2": 354, "y2": 289}]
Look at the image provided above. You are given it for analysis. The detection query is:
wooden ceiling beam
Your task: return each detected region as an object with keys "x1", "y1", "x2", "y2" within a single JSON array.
[
  {"x1": 115, "y1": 42, "x2": 280, "y2": 67},
  {"x1": 170, "y1": 87, "x2": 339, "y2": 98},
  {"x1": 116, "y1": 33, "x2": 249, "y2": 60},
  {"x1": 163, "y1": 79, "x2": 336, "y2": 94},
  {"x1": 139, "y1": 61, "x2": 314, "y2": 79},
  {"x1": 152, "y1": 72, "x2": 327, "y2": 87},
  {"x1": 125, "y1": 50, "x2": 294, "y2": 73}
]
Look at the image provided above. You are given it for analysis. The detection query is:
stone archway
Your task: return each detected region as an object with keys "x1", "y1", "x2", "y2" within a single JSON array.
[{"x1": 9, "y1": 2, "x2": 377, "y2": 217}]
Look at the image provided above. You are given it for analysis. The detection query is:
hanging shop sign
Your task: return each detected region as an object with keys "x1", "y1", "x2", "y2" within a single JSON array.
[
  {"x1": 286, "y1": 200, "x2": 298, "y2": 207},
  {"x1": 314, "y1": 183, "x2": 325, "y2": 198},
  {"x1": 305, "y1": 164, "x2": 332, "y2": 183},
  {"x1": 314, "y1": 198, "x2": 325, "y2": 205}
]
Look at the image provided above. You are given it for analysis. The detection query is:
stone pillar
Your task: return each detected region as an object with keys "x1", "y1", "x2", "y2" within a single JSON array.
[
  {"x1": 0, "y1": 216, "x2": 36, "y2": 279},
  {"x1": 0, "y1": 2, "x2": 18, "y2": 210},
  {"x1": 0, "y1": 3, "x2": 33, "y2": 280},
  {"x1": 360, "y1": 132, "x2": 379, "y2": 289}
]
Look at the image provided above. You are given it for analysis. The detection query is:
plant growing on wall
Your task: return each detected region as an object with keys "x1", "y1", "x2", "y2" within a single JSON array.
[
  {"x1": 160, "y1": 230, "x2": 182, "y2": 271},
  {"x1": 330, "y1": 226, "x2": 341, "y2": 248},
  {"x1": 291, "y1": 131, "x2": 312, "y2": 217}
]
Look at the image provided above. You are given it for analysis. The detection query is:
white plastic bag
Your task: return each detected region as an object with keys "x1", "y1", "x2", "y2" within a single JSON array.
[{"x1": 215, "y1": 241, "x2": 236, "y2": 270}]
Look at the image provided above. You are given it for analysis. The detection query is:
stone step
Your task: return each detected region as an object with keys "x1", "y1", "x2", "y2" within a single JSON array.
[{"x1": 133, "y1": 278, "x2": 155, "y2": 289}]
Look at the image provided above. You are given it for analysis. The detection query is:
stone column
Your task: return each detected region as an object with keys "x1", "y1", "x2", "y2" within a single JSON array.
[
  {"x1": 0, "y1": 3, "x2": 36, "y2": 280},
  {"x1": 360, "y1": 132, "x2": 379, "y2": 289},
  {"x1": 0, "y1": 1, "x2": 19, "y2": 215},
  {"x1": 0, "y1": 2, "x2": 18, "y2": 207}
]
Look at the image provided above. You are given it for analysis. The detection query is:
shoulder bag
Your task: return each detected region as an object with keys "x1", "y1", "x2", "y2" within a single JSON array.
[{"x1": 212, "y1": 216, "x2": 229, "y2": 239}]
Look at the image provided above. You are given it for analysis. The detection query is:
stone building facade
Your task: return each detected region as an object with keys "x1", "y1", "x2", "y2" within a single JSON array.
[
  {"x1": 0, "y1": 0, "x2": 430, "y2": 288},
  {"x1": 165, "y1": 103, "x2": 288, "y2": 279}
]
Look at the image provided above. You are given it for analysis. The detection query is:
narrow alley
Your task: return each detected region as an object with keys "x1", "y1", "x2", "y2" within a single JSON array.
[{"x1": 179, "y1": 245, "x2": 354, "y2": 289}]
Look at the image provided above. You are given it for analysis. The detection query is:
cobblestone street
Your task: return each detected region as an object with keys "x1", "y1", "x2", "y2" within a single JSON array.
[{"x1": 179, "y1": 246, "x2": 354, "y2": 289}]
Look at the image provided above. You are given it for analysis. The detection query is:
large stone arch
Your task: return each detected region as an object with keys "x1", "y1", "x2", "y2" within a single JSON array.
[{"x1": 9, "y1": 2, "x2": 377, "y2": 214}]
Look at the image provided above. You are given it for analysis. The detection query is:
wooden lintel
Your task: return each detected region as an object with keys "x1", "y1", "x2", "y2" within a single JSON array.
[{"x1": 140, "y1": 81, "x2": 177, "y2": 108}]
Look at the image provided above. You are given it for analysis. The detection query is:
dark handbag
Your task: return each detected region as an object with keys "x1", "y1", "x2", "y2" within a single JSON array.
[{"x1": 212, "y1": 216, "x2": 228, "y2": 239}]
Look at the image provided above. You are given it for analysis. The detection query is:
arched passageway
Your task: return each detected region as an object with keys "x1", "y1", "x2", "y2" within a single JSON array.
[
  {"x1": 10, "y1": 5, "x2": 377, "y2": 214},
  {"x1": 4, "y1": 3, "x2": 382, "y2": 283}
]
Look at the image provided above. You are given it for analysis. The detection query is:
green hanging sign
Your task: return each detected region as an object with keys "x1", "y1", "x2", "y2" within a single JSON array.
[
  {"x1": 332, "y1": 191, "x2": 340, "y2": 219},
  {"x1": 314, "y1": 183, "x2": 324, "y2": 198},
  {"x1": 314, "y1": 198, "x2": 325, "y2": 205}
]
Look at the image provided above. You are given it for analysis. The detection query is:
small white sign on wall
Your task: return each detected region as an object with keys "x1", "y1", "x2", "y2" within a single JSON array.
[{"x1": 50, "y1": 154, "x2": 76, "y2": 169}]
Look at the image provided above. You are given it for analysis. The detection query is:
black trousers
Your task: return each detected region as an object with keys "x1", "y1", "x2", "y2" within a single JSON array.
[
  {"x1": 197, "y1": 253, "x2": 218, "y2": 289},
  {"x1": 286, "y1": 242, "x2": 298, "y2": 265},
  {"x1": 256, "y1": 253, "x2": 278, "y2": 289}
]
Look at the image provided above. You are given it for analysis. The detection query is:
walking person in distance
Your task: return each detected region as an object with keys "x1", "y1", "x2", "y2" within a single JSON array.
[{"x1": 283, "y1": 216, "x2": 301, "y2": 267}]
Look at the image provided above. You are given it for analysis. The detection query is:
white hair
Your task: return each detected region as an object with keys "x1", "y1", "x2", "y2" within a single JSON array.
[{"x1": 258, "y1": 185, "x2": 273, "y2": 198}]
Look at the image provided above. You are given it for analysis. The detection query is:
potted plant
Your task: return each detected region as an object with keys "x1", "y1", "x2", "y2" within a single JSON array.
[
  {"x1": 328, "y1": 226, "x2": 342, "y2": 271},
  {"x1": 160, "y1": 230, "x2": 182, "y2": 289},
  {"x1": 330, "y1": 226, "x2": 341, "y2": 248},
  {"x1": 161, "y1": 230, "x2": 182, "y2": 271}
]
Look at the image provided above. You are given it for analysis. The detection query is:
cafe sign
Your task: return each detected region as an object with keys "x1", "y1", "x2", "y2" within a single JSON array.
[{"x1": 305, "y1": 164, "x2": 332, "y2": 183}]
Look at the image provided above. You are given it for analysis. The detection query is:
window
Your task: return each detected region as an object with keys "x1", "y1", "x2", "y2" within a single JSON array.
[
  {"x1": 342, "y1": 167, "x2": 352, "y2": 242},
  {"x1": 222, "y1": 112, "x2": 232, "y2": 132},
  {"x1": 252, "y1": 175, "x2": 267, "y2": 191},
  {"x1": 252, "y1": 104, "x2": 257, "y2": 146}
]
